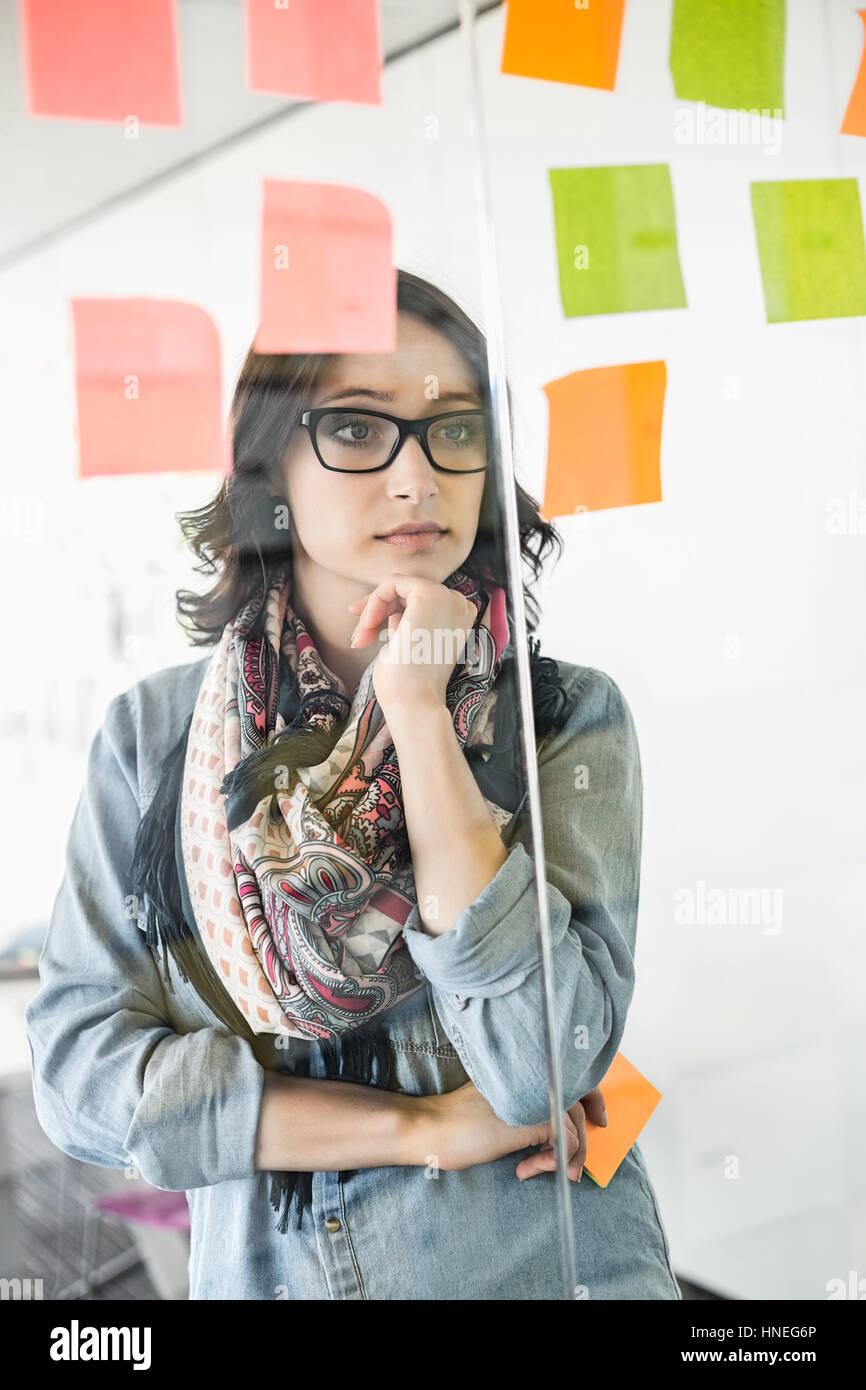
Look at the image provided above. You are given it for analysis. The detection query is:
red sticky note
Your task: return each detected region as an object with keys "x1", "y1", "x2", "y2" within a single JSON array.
[
  {"x1": 584, "y1": 1053, "x2": 662, "y2": 1188},
  {"x1": 256, "y1": 179, "x2": 396, "y2": 354},
  {"x1": 72, "y1": 299, "x2": 224, "y2": 478},
  {"x1": 540, "y1": 361, "x2": 666, "y2": 518},
  {"x1": 244, "y1": 0, "x2": 382, "y2": 105},
  {"x1": 21, "y1": 0, "x2": 183, "y2": 126}
]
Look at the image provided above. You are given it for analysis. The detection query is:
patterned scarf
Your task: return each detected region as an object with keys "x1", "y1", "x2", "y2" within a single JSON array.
[{"x1": 178, "y1": 560, "x2": 513, "y2": 1040}]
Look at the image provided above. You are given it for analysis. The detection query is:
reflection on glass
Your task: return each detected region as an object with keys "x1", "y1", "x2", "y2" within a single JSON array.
[{"x1": 9, "y1": 0, "x2": 682, "y2": 1305}]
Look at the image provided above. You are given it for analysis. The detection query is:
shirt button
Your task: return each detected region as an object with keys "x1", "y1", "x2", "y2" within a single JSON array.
[
  {"x1": 325, "y1": 1218, "x2": 341, "y2": 1233},
  {"x1": 452, "y1": 994, "x2": 467, "y2": 1010}
]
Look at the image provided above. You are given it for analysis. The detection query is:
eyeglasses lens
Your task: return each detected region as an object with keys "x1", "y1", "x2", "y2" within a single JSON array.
[{"x1": 314, "y1": 412, "x2": 489, "y2": 471}]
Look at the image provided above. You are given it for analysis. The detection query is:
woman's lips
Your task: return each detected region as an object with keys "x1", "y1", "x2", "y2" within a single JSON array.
[{"x1": 375, "y1": 530, "x2": 446, "y2": 550}]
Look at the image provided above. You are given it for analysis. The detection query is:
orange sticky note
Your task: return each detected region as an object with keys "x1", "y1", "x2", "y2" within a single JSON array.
[
  {"x1": 842, "y1": 10, "x2": 866, "y2": 136},
  {"x1": 584, "y1": 1053, "x2": 662, "y2": 1188},
  {"x1": 501, "y1": 0, "x2": 626, "y2": 91},
  {"x1": 540, "y1": 361, "x2": 665, "y2": 518},
  {"x1": 256, "y1": 179, "x2": 396, "y2": 354},
  {"x1": 72, "y1": 299, "x2": 224, "y2": 478},
  {"x1": 21, "y1": 0, "x2": 183, "y2": 126},
  {"x1": 244, "y1": 0, "x2": 382, "y2": 104}
]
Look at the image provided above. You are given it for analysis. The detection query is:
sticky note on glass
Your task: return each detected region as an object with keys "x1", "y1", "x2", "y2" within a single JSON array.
[
  {"x1": 549, "y1": 166, "x2": 687, "y2": 318},
  {"x1": 72, "y1": 299, "x2": 223, "y2": 478},
  {"x1": 540, "y1": 361, "x2": 665, "y2": 519},
  {"x1": 584, "y1": 1053, "x2": 662, "y2": 1188},
  {"x1": 670, "y1": 0, "x2": 785, "y2": 115},
  {"x1": 501, "y1": 0, "x2": 626, "y2": 91},
  {"x1": 256, "y1": 179, "x2": 396, "y2": 354},
  {"x1": 841, "y1": 10, "x2": 866, "y2": 137},
  {"x1": 21, "y1": 0, "x2": 182, "y2": 126},
  {"x1": 751, "y1": 178, "x2": 866, "y2": 323},
  {"x1": 244, "y1": 0, "x2": 382, "y2": 104}
]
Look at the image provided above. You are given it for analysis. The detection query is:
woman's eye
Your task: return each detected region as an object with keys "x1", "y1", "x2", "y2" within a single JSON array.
[
  {"x1": 431, "y1": 417, "x2": 481, "y2": 449},
  {"x1": 331, "y1": 418, "x2": 378, "y2": 447}
]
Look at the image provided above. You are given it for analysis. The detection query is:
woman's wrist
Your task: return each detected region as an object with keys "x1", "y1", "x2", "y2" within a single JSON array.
[
  {"x1": 379, "y1": 691, "x2": 449, "y2": 737},
  {"x1": 397, "y1": 1092, "x2": 443, "y2": 1167}
]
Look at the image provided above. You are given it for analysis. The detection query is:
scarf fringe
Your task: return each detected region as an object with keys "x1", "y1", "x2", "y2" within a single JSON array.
[
  {"x1": 219, "y1": 689, "x2": 351, "y2": 833},
  {"x1": 268, "y1": 1026, "x2": 395, "y2": 1233},
  {"x1": 129, "y1": 710, "x2": 195, "y2": 995},
  {"x1": 129, "y1": 710, "x2": 257, "y2": 1041},
  {"x1": 463, "y1": 636, "x2": 571, "y2": 810}
]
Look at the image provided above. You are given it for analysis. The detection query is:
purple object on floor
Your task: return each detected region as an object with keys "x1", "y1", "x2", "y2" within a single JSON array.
[{"x1": 94, "y1": 1187, "x2": 190, "y2": 1232}]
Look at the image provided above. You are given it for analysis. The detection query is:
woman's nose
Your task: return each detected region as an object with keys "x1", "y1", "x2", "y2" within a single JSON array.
[{"x1": 385, "y1": 434, "x2": 439, "y2": 496}]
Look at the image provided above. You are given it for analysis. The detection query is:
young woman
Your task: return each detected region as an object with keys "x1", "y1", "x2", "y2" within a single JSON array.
[{"x1": 25, "y1": 269, "x2": 681, "y2": 1301}]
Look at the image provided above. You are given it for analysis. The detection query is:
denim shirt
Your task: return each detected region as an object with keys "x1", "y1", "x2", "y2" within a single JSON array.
[{"x1": 24, "y1": 654, "x2": 681, "y2": 1301}]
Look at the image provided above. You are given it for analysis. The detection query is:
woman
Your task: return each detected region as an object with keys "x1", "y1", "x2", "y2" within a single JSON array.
[{"x1": 25, "y1": 269, "x2": 681, "y2": 1300}]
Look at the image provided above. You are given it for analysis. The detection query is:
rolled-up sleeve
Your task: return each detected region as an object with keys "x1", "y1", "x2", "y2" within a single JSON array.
[
  {"x1": 401, "y1": 668, "x2": 641, "y2": 1128},
  {"x1": 24, "y1": 687, "x2": 266, "y2": 1191}
]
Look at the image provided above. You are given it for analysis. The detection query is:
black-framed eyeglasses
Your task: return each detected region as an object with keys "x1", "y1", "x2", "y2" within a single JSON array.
[{"x1": 298, "y1": 407, "x2": 495, "y2": 474}]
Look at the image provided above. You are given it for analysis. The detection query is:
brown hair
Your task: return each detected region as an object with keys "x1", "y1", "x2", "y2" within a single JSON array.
[{"x1": 174, "y1": 267, "x2": 562, "y2": 643}]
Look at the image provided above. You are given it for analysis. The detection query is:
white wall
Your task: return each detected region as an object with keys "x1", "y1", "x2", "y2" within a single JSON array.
[{"x1": 1, "y1": 0, "x2": 863, "y2": 1299}]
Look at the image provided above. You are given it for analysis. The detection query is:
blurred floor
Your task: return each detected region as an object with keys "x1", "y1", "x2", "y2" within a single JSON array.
[{"x1": 1, "y1": 1079, "x2": 157, "y2": 1299}]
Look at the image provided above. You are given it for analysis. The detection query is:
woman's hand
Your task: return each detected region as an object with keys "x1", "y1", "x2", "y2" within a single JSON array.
[
  {"x1": 409, "y1": 1080, "x2": 608, "y2": 1182},
  {"x1": 347, "y1": 573, "x2": 477, "y2": 718},
  {"x1": 514, "y1": 1085, "x2": 608, "y2": 1183}
]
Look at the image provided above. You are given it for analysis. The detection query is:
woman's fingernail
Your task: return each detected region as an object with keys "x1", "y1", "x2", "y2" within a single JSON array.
[
  {"x1": 601, "y1": 1111, "x2": 608, "y2": 1126},
  {"x1": 350, "y1": 625, "x2": 359, "y2": 647}
]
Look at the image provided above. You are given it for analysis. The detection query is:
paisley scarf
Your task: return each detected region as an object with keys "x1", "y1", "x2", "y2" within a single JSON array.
[
  {"x1": 179, "y1": 559, "x2": 513, "y2": 1040},
  {"x1": 133, "y1": 560, "x2": 571, "y2": 1232}
]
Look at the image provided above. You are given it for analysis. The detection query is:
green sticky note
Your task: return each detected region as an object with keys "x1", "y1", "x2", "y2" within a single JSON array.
[
  {"x1": 751, "y1": 179, "x2": 866, "y2": 323},
  {"x1": 549, "y1": 165, "x2": 687, "y2": 318},
  {"x1": 670, "y1": 0, "x2": 785, "y2": 115}
]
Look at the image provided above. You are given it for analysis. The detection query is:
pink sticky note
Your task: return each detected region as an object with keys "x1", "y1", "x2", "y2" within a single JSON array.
[
  {"x1": 244, "y1": 0, "x2": 382, "y2": 105},
  {"x1": 256, "y1": 179, "x2": 396, "y2": 354},
  {"x1": 72, "y1": 299, "x2": 224, "y2": 478},
  {"x1": 20, "y1": 0, "x2": 183, "y2": 126}
]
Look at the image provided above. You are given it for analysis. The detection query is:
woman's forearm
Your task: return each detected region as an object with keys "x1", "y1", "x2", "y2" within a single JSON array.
[
  {"x1": 253, "y1": 1070, "x2": 428, "y2": 1172},
  {"x1": 386, "y1": 696, "x2": 508, "y2": 937}
]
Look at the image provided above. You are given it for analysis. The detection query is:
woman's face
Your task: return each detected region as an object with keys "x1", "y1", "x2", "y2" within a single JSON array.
[{"x1": 281, "y1": 312, "x2": 488, "y2": 592}]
